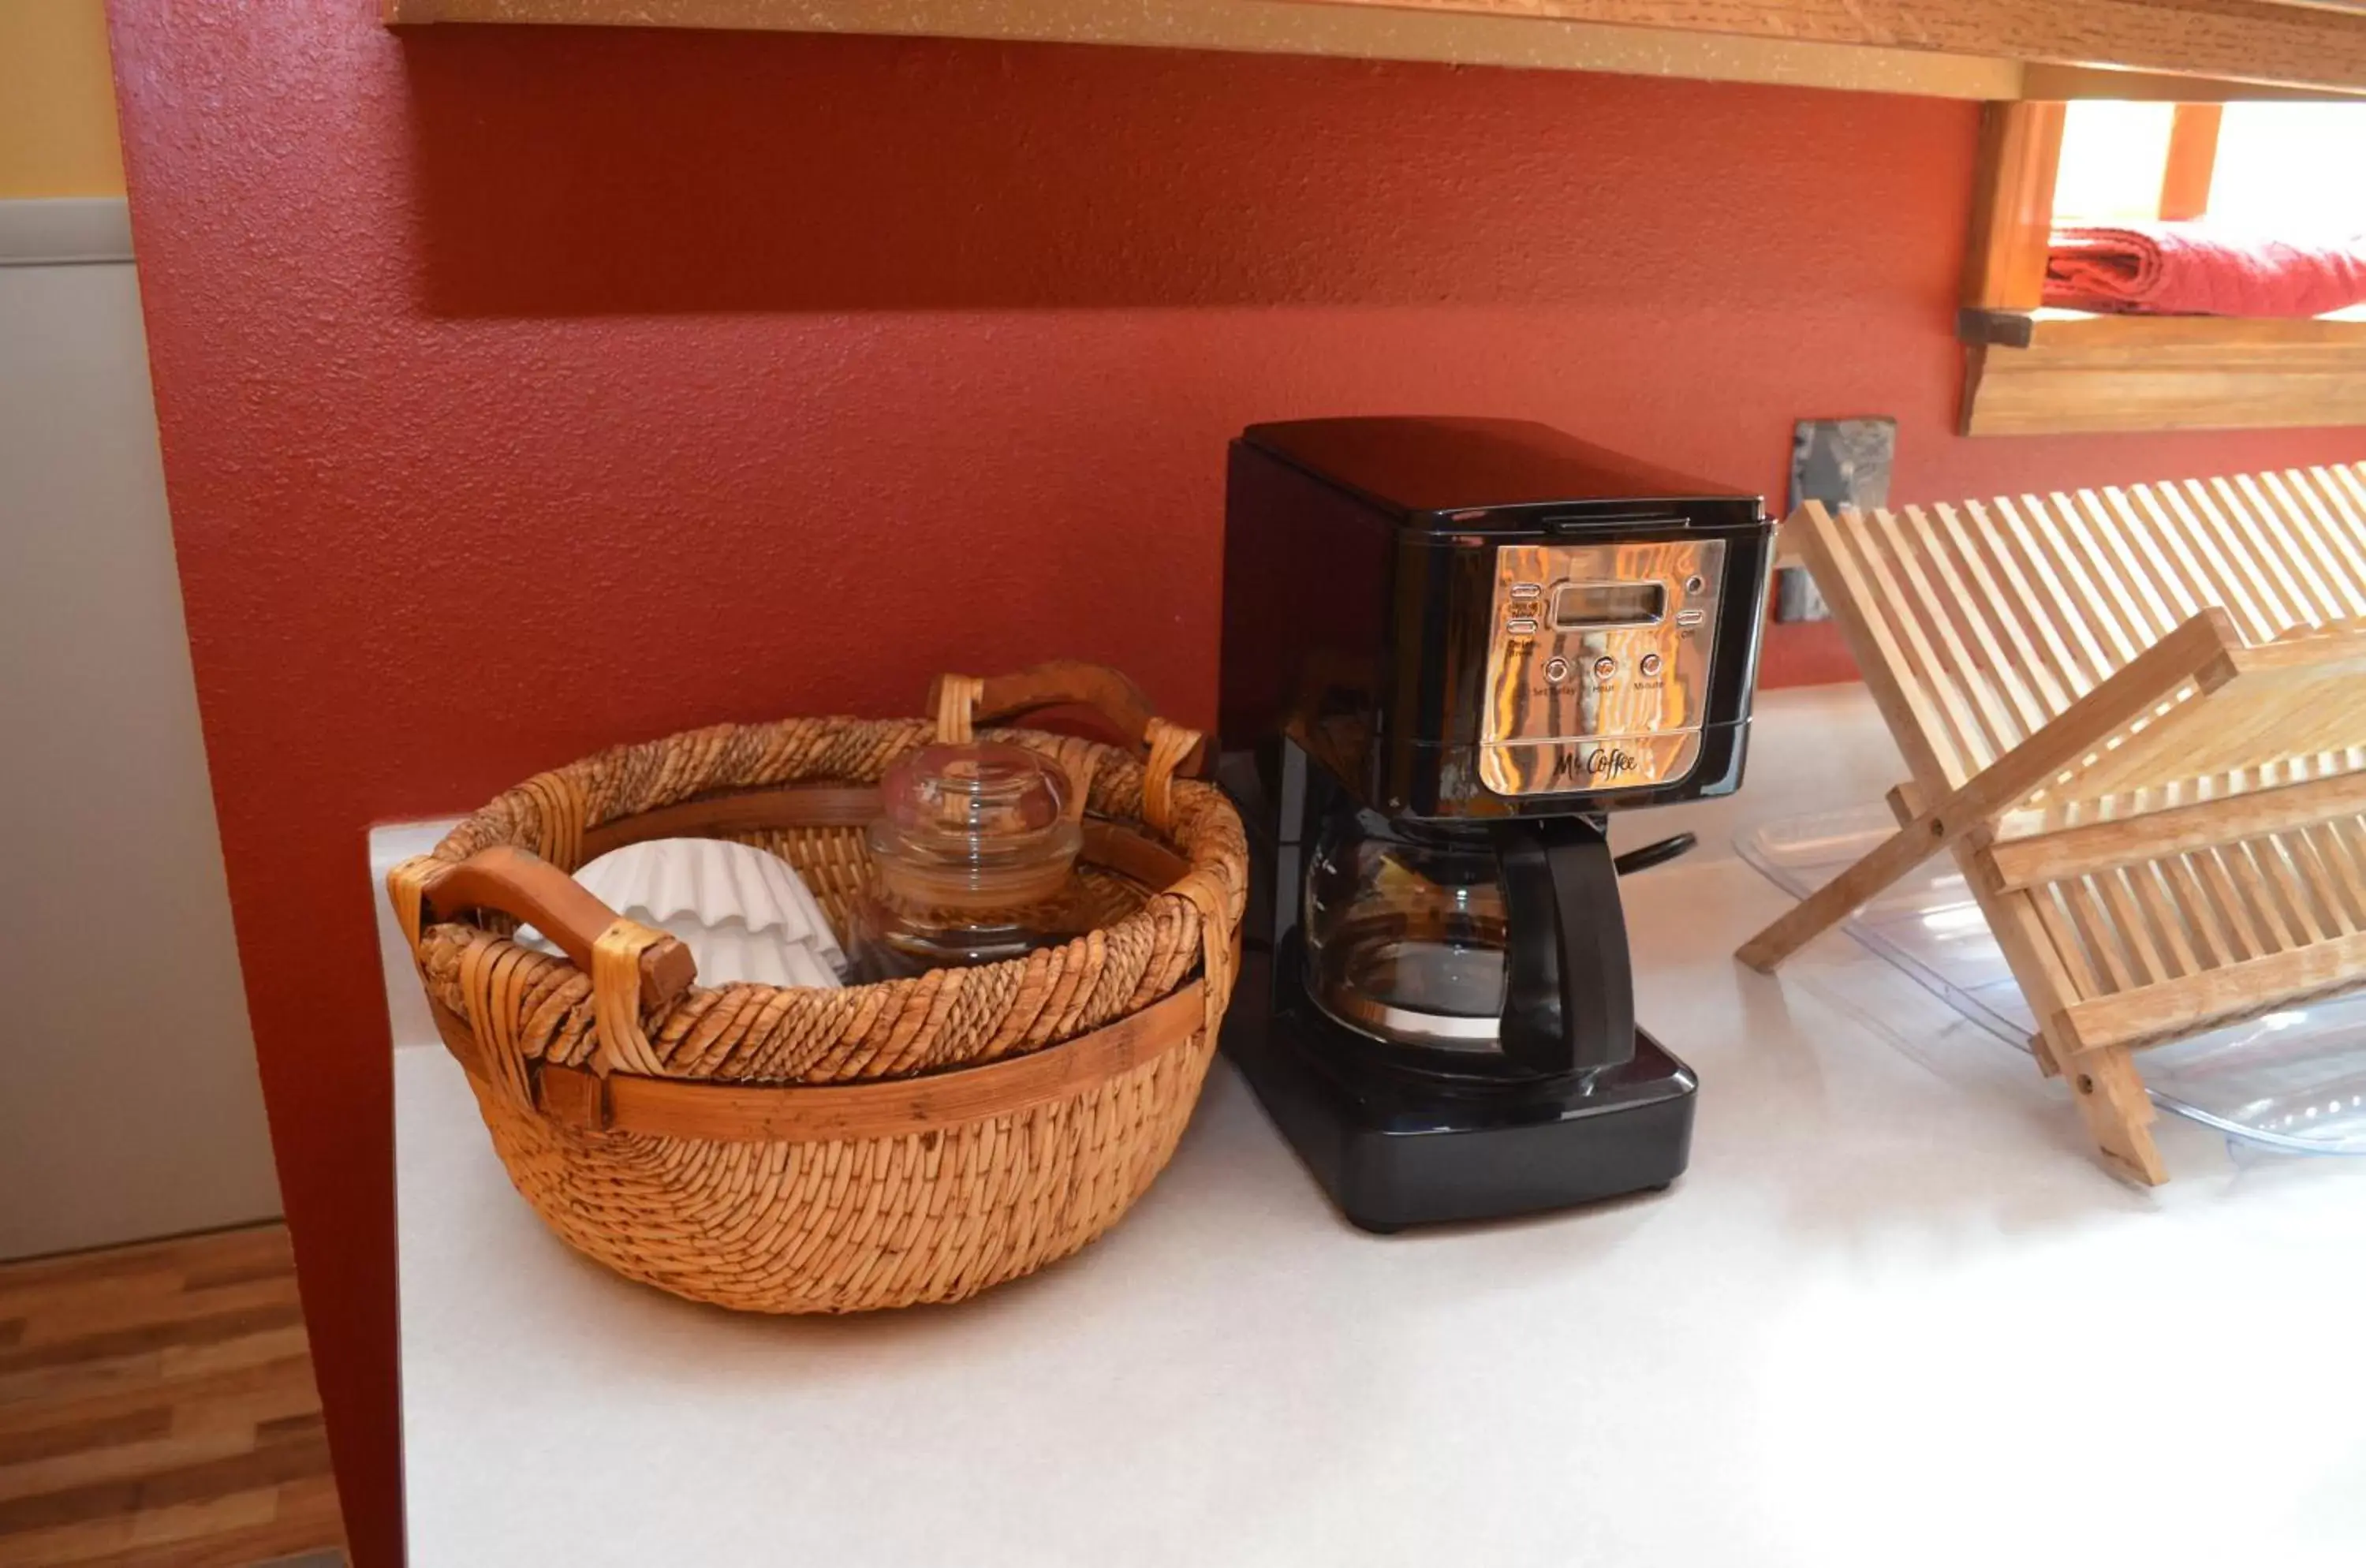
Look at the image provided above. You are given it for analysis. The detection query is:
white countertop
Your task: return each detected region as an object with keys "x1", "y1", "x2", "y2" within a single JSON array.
[{"x1": 388, "y1": 689, "x2": 2366, "y2": 1568}]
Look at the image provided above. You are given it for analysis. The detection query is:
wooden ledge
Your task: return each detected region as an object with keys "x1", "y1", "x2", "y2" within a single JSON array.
[
  {"x1": 1960, "y1": 308, "x2": 2366, "y2": 351},
  {"x1": 1960, "y1": 309, "x2": 2366, "y2": 435},
  {"x1": 385, "y1": 0, "x2": 2366, "y2": 99},
  {"x1": 383, "y1": 0, "x2": 2018, "y2": 97}
]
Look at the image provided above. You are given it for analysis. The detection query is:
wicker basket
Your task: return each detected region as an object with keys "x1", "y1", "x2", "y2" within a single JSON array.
[{"x1": 387, "y1": 662, "x2": 1245, "y2": 1313}]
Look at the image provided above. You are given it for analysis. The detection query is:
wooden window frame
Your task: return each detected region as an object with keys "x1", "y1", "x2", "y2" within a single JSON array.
[{"x1": 1959, "y1": 101, "x2": 2366, "y2": 436}]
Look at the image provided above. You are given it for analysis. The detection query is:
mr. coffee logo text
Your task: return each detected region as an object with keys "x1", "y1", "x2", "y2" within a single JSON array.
[{"x1": 1554, "y1": 746, "x2": 1639, "y2": 784}]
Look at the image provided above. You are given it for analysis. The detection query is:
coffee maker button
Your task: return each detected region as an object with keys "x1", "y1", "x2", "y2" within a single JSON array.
[
  {"x1": 1506, "y1": 617, "x2": 1539, "y2": 638},
  {"x1": 1685, "y1": 574, "x2": 1707, "y2": 594},
  {"x1": 1592, "y1": 655, "x2": 1619, "y2": 681},
  {"x1": 1543, "y1": 655, "x2": 1572, "y2": 684},
  {"x1": 1640, "y1": 652, "x2": 1664, "y2": 678}
]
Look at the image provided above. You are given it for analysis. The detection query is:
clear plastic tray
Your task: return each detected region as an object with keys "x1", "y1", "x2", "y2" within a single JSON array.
[{"x1": 1737, "y1": 805, "x2": 2366, "y2": 1159}]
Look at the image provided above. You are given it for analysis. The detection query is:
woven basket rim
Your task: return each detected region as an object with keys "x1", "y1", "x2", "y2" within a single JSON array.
[
  {"x1": 421, "y1": 716, "x2": 1228, "y2": 981},
  {"x1": 405, "y1": 713, "x2": 1248, "y2": 1086}
]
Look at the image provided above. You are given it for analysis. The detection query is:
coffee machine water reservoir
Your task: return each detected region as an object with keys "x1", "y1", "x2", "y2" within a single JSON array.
[{"x1": 1218, "y1": 417, "x2": 1775, "y2": 1230}]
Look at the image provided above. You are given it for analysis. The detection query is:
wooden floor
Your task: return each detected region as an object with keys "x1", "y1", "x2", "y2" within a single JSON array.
[{"x1": 0, "y1": 1225, "x2": 345, "y2": 1567}]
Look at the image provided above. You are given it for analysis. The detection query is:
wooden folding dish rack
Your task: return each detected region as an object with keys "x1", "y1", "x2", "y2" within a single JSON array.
[{"x1": 1738, "y1": 464, "x2": 2366, "y2": 1183}]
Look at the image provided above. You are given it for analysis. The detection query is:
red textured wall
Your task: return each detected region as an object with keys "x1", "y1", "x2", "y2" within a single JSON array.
[{"x1": 106, "y1": 6, "x2": 2364, "y2": 1562}]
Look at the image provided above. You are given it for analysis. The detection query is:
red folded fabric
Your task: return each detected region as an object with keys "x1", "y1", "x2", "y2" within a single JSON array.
[{"x1": 2043, "y1": 222, "x2": 2366, "y2": 317}]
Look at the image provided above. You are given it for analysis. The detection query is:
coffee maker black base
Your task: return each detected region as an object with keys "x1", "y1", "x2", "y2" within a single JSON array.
[{"x1": 1222, "y1": 952, "x2": 1696, "y2": 1234}]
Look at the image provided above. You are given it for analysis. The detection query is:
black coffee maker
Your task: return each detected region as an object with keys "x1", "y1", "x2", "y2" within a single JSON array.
[{"x1": 1216, "y1": 417, "x2": 1774, "y2": 1231}]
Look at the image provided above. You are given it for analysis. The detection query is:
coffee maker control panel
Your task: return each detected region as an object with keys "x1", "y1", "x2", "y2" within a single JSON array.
[{"x1": 1478, "y1": 539, "x2": 1726, "y2": 797}]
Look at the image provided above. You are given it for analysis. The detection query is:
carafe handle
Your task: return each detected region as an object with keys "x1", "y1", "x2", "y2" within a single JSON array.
[{"x1": 1496, "y1": 817, "x2": 1636, "y2": 1078}]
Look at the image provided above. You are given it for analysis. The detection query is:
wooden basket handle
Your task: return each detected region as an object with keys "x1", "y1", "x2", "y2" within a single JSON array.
[
  {"x1": 388, "y1": 846, "x2": 695, "y2": 1081},
  {"x1": 927, "y1": 660, "x2": 1206, "y2": 834}
]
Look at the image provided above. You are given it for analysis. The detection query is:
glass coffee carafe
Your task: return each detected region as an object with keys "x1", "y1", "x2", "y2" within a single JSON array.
[
  {"x1": 1301, "y1": 804, "x2": 1662, "y2": 1080},
  {"x1": 1304, "y1": 814, "x2": 1510, "y2": 1052}
]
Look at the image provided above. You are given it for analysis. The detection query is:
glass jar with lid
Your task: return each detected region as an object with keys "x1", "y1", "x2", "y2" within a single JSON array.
[{"x1": 849, "y1": 741, "x2": 1095, "y2": 979}]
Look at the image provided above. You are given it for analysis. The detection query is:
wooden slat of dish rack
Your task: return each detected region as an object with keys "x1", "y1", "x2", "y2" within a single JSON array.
[
  {"x1": 2067, "y1": 930, "x2": 2366, "y2": 1051},
  {"x1": 1987, "y1": 772, "x2": 2366, "y2": 887}
]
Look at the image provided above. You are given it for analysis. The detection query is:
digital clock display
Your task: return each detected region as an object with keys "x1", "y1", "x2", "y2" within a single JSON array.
[{"x1": 1552, "y1": 581, "x2": 1668, "y2": 629}]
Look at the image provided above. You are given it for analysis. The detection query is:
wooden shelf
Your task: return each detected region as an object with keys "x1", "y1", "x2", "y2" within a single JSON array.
[
  {"x1": 1959, "y1": 309, "x2": 2366, "y2": 435},
  {"x1": 384, "y1": 0, "x2": 2366, "y2": 100}
]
